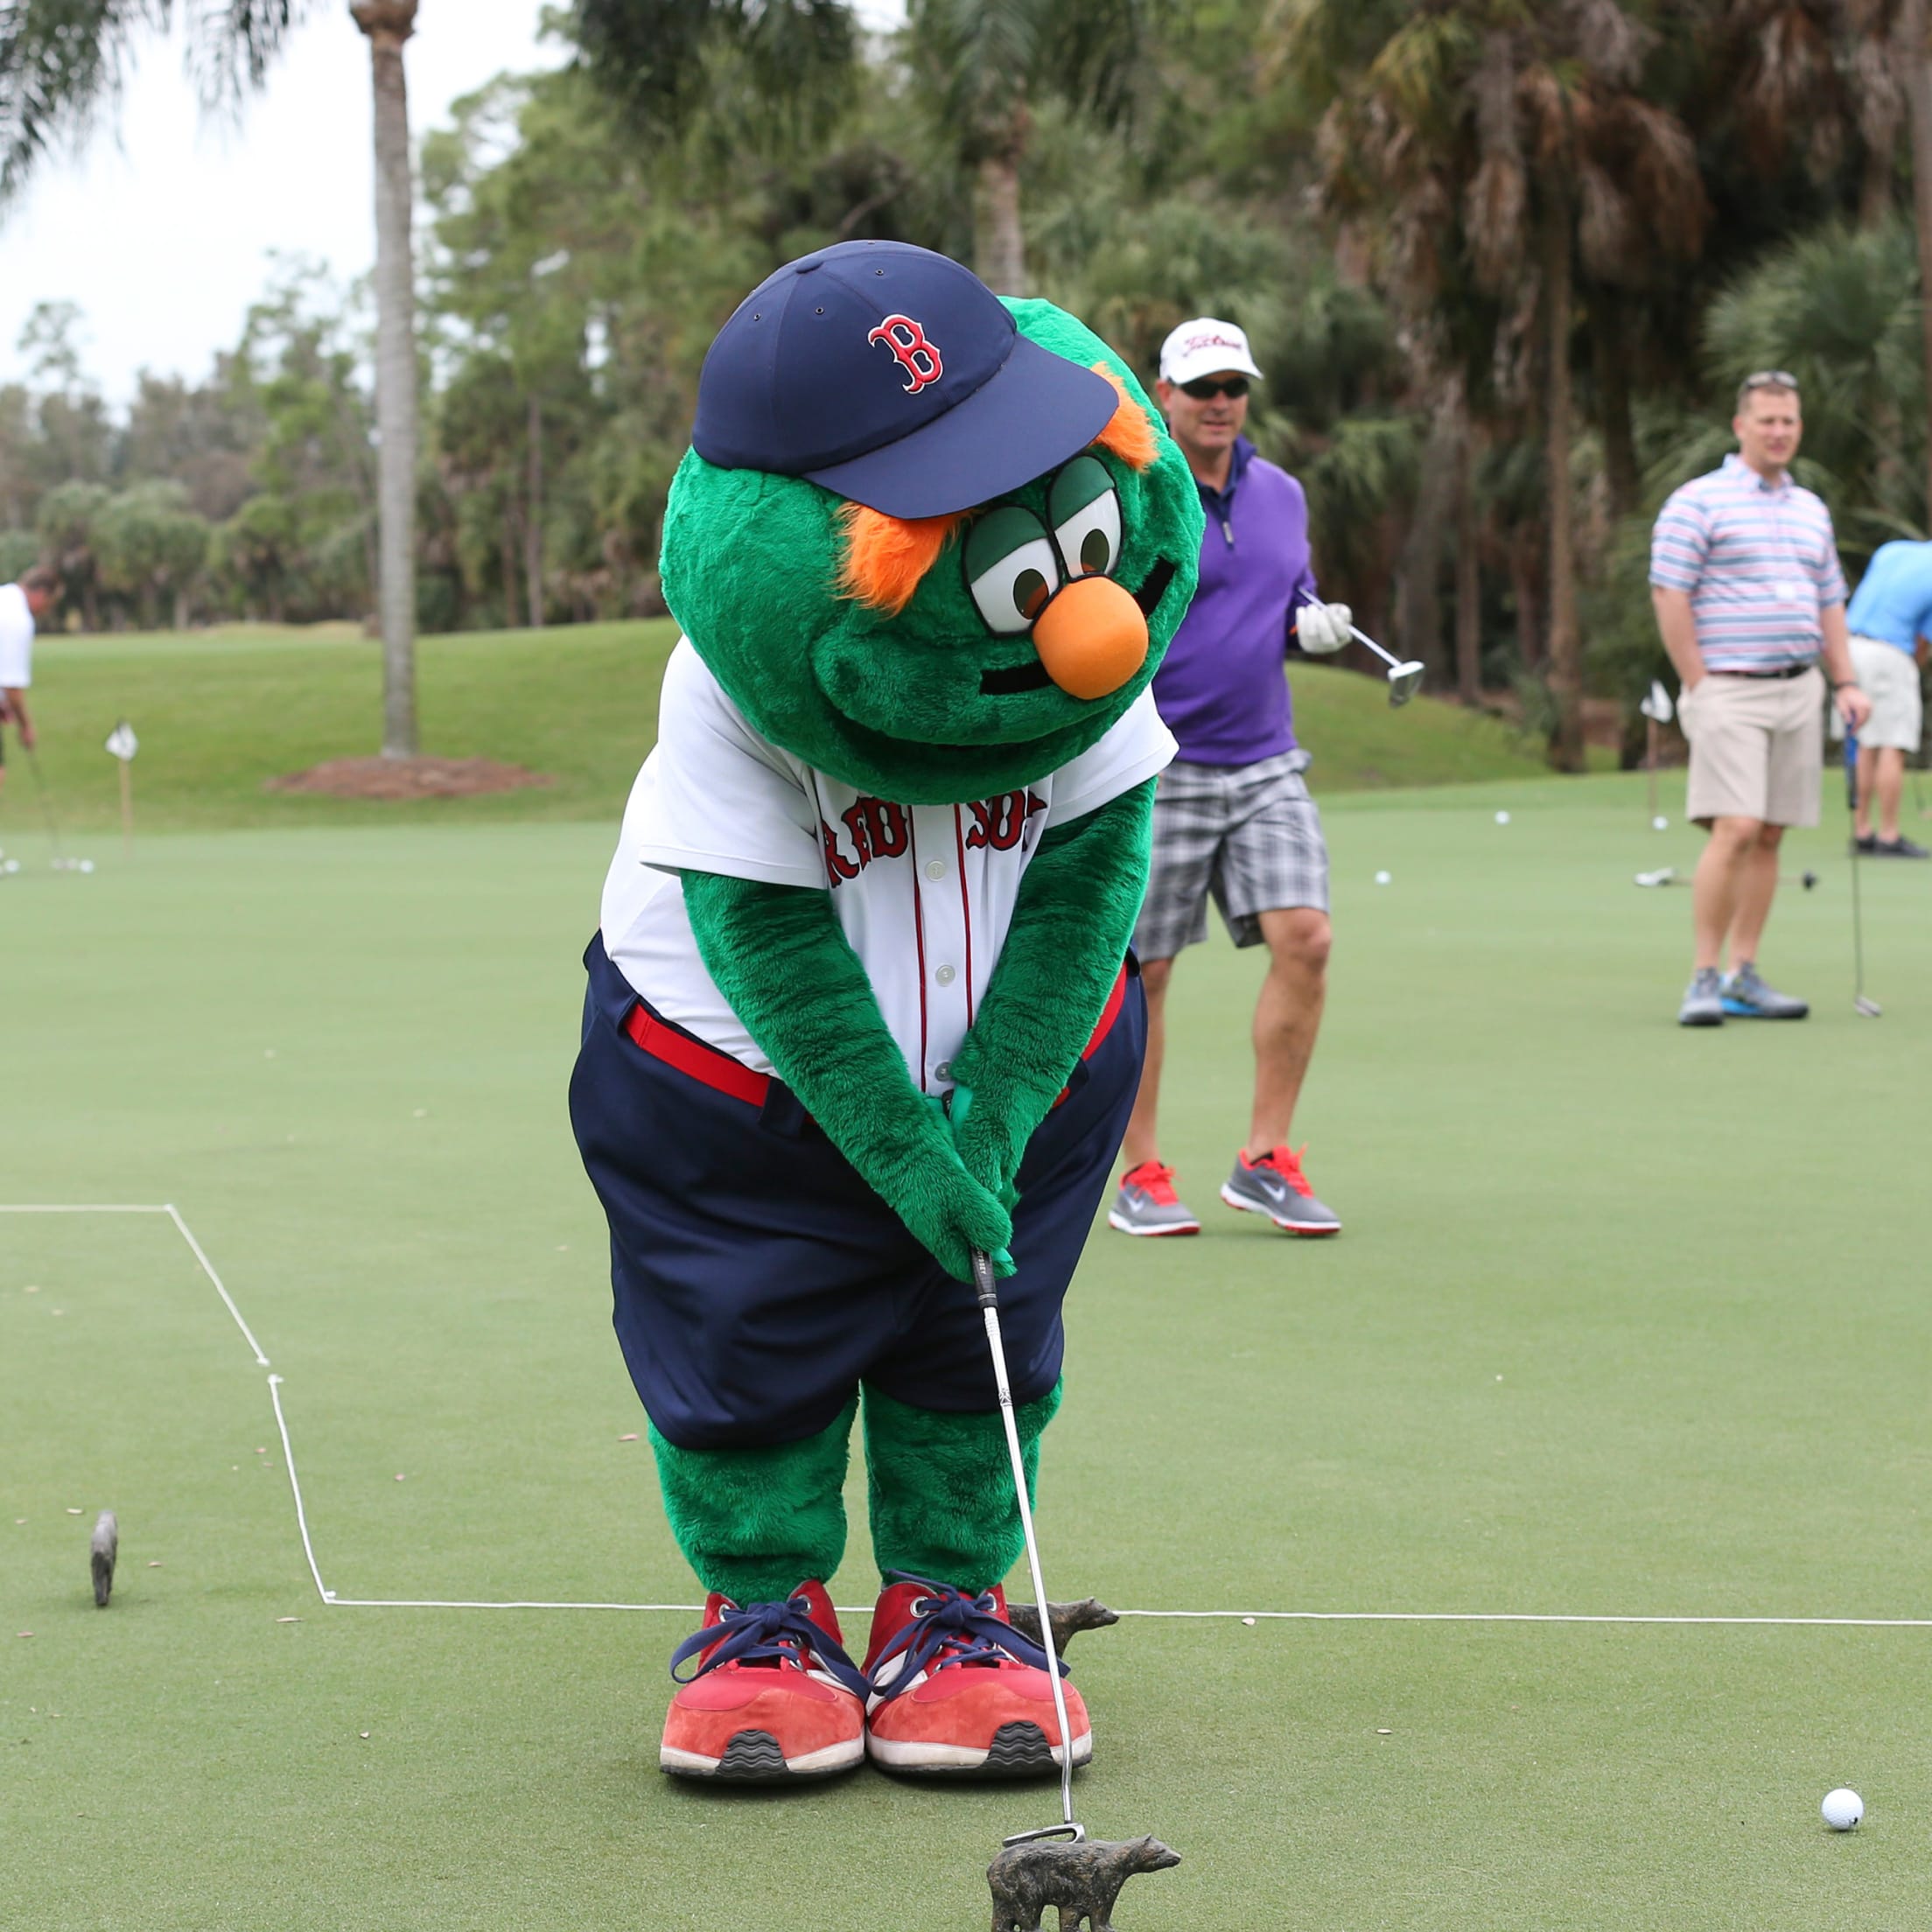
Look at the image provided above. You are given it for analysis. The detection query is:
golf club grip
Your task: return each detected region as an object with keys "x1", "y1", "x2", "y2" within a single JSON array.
[
  {"x1": 1845, "y1": 731, "x2": 1858, "y2": 813},
  {"x1": 970, "y1": 1247, "x2": 998, "y2": 1311}
]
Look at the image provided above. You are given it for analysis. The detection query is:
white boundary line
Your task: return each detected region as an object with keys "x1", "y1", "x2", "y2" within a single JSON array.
[{"x1": 9, "y1": 1202, "x2": 1932, "y2": 1630}]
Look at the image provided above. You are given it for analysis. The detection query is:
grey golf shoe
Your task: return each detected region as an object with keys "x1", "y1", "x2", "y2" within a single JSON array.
[
  {"x1": 1220, "y1": 1144, "x2": 1341, "y2": 1236},
  {"x1": 1108, "y1": 1161, "x2": 1201, "y2": 1236},
  {"x1": 1720, "y1": 962, "x2": 1809, "y2": 1019},
  {"x1": 1677, "y1": 967, "x2": 1725, "y2": 1027}
]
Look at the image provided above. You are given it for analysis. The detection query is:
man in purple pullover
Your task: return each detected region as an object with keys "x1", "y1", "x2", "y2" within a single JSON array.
[{"x1": 1110, "y1": 318, "x2": 1352, "y2": 1240}]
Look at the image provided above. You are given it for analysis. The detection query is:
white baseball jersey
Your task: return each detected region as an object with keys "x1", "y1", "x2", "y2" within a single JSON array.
[
  {"x1": 601, "y1": 637, "x2": 1175, "y2": 1090},
  {"x1": 0, "y1": 583, "x2": 34, "y2": 690}
]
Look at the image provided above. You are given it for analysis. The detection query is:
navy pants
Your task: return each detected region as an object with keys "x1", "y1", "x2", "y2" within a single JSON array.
[{"x1": 569, "y1": 935, "x2": 1145, "y2": 1452}]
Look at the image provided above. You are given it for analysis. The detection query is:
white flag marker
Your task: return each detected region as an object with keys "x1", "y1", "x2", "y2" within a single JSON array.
[{"x1": 104, "y1": 718, "x2": 137, "y2": 854}]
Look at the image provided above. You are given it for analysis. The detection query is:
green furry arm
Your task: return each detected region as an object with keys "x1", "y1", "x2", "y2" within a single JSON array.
[
  {"x1": 944, "y1": 779, "x2": 1154, "y2": 1200},
  {"x1": 680, "y1": 870, "x2": 1013, "y2": 1281}
]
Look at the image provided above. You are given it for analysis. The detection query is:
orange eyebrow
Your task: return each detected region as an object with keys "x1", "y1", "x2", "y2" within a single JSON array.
[
  {"x1": 1089, "y1": 364, "x2": 1159, "y2": 469},
  {"x1": 836, "y1": 503, "x2": 965, "y2": 616}
]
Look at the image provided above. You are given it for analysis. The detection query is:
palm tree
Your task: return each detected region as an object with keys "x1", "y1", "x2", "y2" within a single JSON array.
[
  {"x1": 0, "y1": 0, "x2": 424, "y2": 758},
  {"x1": 1280, "y1": 0, "x2": 1709, "y2": 769},
  {"x1": 906, "y1": 0, "x2": 1165, "y2": 295}
]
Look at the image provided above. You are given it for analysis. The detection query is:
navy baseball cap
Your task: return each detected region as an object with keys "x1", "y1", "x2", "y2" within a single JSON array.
[{"x1": 690, "y1": 240, "x2": 1120, "y2": 519}]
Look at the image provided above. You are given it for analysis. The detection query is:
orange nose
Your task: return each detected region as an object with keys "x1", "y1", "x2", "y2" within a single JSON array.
[{"x1": 1030, "y1": 575, "x2": 1149, "y2": 701}]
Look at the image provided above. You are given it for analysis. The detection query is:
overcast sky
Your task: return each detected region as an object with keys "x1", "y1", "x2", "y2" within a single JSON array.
[{"x1": 0, "y1": 0, "x2": 906, "y2": 405}]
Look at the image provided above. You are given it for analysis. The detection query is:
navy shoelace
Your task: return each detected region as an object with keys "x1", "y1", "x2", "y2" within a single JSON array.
[
  {"x1": 866, "y1": 1573, "x2": 1066, "y2": 1704},
  {"x1": 668, "y1": 1592, "x2": 871, "y2": 1698}
]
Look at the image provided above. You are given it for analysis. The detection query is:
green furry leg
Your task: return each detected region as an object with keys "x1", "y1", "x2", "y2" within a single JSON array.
[
  {"x1": 862, "y1": 1380, "x2": 1063, "y2": 1595},
  {"x1": 648, "y1": 1396, "x2": 857, "y2": 1605}
]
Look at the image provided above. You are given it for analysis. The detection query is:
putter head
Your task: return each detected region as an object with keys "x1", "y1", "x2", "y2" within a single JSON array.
[
  {"x1": 1387, "y1": 662, "x2": 1425, "y2": 707},
  {"x1": 90, "y1": 1509, "x2": 117, "y2": 1607},
  {"x1": 1002, "y1": 1822, "x2": 1087, "y2": 1849},
  {"x1": 1855, "y1": 996, "x2": 1882, "y2": 1017}
]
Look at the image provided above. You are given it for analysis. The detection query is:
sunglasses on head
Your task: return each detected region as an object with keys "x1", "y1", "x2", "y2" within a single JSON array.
[{"x1": 1179, "y1": 374, "x2": 1250, "y2": 401}]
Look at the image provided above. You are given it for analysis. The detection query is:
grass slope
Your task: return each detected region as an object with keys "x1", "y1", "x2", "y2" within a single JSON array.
[
  {"x1": 7, "y1": 620, "x2": 1566, "y2": 836},
  {"x1": 5, "y1": 790, "x2": 1930, "y2": 1929}
]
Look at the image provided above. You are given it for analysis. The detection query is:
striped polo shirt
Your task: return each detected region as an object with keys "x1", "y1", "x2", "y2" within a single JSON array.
[{"x1": 1649, "y1": 453, "x2": 1846, "y2": 671}]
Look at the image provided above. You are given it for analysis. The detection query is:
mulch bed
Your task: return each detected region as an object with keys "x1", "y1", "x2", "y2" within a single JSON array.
[{"x1": 265, "y1": 757, "x2": 553, "y2": 801}]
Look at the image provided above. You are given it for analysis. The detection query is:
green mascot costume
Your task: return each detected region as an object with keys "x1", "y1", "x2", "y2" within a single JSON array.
[{"x1": 570, "y1": 241, "x2": 1201, "y2": 1782}]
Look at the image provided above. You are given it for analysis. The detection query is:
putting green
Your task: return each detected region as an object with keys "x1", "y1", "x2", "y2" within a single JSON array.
[{"x1": 5, "y1": 781, "x2": 1929, "y2": 1930}]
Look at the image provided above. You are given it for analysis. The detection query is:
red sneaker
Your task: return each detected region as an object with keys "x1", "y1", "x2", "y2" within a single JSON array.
[
  {"x1": 660, "y1": 1580, "x2": 868, "y2": 1781},
  {"x1": 1221, "y1": 1143, "x2": 1341, "y2": 1235},
  {"x1": 1108, "y1": 1159, "x2": 1201, "y2": 1237},
  {"x1": 862, "y1": 1577, "x2": 1092, "y2": 1776}
]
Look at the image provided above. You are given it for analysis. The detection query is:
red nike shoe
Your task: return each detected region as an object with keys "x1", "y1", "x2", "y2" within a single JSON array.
[
  {"x1": 862, "y1": 1577, "x2": 1091, "y2": 1776},
  {"x1": 660, "y1": 1580, "x2": 867, "y2": 1782}
]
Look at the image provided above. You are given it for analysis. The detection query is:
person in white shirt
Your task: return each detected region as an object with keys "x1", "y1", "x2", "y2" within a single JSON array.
[{"x1": 0, "y1": 565, "x2": 59, "y2": 799}]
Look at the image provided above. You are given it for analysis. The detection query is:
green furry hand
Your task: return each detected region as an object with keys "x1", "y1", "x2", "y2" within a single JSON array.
[
  {"x1": 899, "y1": 1130, "x2": 1017, "y2": 1281},
  {"x1": 942, "y1": 1080, "x2": 1027, "y2": 1210}
]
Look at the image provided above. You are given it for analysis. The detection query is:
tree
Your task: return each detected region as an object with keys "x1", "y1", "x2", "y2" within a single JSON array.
[
  {"x1": 1284, "y1": 0, "x2": 1709, "y2": 767},
  {"x1": 350, "y1": 0, "x2": 420, "y2": 753},
  {"x1": 36, "y1": 480, "x2": 110, "y2": 629},
  {"x1": 0, "y1": 0, "x2": 424, "y2": 756},
  {"x1": 905, "y1": 0, "x2": 1165, "y2": 293},
  {"x1": 96, "y1": 481, "x2": 211, "y2": 628}
]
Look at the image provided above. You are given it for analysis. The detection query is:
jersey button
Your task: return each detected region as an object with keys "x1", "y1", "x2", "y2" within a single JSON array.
[
  {"x1": 934, "y1": 1060, "x2": 952, "y2": 1081},
  {"x1": 934, "y1": 964, "x2": 956, "y2": 986},
  {"x1": 924, "y1": 858, "x2": 947, "y2": 881}
]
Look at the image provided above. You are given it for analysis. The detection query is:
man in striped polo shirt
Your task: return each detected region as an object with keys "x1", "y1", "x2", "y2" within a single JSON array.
[{"x1": 1650, "y1": 371, "x2": 1870, "y2": 1027}]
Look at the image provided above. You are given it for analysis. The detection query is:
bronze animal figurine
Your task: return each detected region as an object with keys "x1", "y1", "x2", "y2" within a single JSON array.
[
  {"x1": 90, "y1": 1509, "x2": 117, "y2": 1606},
  {"x1": 987, "y1": 1834, "x2": 1180, "y2": 1932},
  {"x1": 1004, "y1": 1598, "x2": 1118, "y2": 1657}
]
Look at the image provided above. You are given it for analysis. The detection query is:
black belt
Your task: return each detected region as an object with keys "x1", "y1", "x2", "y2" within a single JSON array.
[{"x1": 1714, "y1": 662, "x2": 1815, "y2": 682}]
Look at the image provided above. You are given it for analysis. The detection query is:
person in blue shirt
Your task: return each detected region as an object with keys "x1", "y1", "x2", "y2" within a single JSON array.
[{"x1": 1839, "y1": 540, "x2": 1932, "y2": 858}]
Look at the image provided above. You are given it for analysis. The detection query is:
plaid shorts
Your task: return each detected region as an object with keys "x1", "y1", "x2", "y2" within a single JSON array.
[{"x1": 1134, "y1": 750, "x2": 1329, "y2": 958}]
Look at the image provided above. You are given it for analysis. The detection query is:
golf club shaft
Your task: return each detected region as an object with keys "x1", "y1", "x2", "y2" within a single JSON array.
[
  {"x1": 1846, "y1": 734, "x2": 1868, "y2": 1004},
  {"x1": 972, "y1": 1249, "x2": 1076, "y2": 1836},
  {"x1": 1298, "y1": 591, "x2": 1404, "y2": 675}
]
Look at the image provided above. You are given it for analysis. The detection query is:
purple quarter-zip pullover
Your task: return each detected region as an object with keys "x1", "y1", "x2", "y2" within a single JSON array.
[{"x1": 1151, "y1": 437, "x2": 1319, "y2": 766}]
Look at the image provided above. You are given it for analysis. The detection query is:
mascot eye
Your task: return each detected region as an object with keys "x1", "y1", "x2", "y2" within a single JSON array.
[
  {"x1": 964, "y1": 506, "x2": 1062, "y2": 634},
  {"x1": 1048, "y1": 454, "x2": 1123, "y2": 580}
]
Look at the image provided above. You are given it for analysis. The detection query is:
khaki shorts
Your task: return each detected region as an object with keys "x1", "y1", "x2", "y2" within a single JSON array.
[
  {"x1": 1827, "y1": 637, "x2": 1922, "y2": 752},
  {"x1": 1681, "y1": 664, "x2": 1824, "y2": 828}
]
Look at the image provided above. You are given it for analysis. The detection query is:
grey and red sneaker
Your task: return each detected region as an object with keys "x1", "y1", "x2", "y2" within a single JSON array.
[
  {"x1": 1220, "y1": 1144, "x2": 1341, "y2": 1236},
  {"x1": 660, "y1": 1580, "x2": 868, "y2": 1782},
  {"x1": 1107, "y1": 1159, "x2": 1200, "y2": 1237},
  {"x1": 863, "y1": 1577, "x2": 1091, "y2": 1776}
]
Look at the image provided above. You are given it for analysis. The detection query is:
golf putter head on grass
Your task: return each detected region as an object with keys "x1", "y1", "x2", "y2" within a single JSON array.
[{"x1": 90, "y1": 1510, "x2": 117, "y2": 1606}]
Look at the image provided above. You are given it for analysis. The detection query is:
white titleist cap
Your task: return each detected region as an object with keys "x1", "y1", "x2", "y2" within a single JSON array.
[{"x1": 1158, "y1": 318, "x2": 1264, "y2": 387}]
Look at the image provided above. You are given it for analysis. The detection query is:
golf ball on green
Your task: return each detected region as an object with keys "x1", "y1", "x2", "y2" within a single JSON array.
[
  {"x1": 1652, "y1": 815, "x2": 1670, "y2": 830},
  {"x1": 1374, "y1": 870, "x2": 1391, "y2": 885},
  {"x1": 1494, "y1": 810, "x2": 1510, "y2": 824},
  {"x1": 1821, "y1": 1788, "x2": 1862, "y2": 1830}
]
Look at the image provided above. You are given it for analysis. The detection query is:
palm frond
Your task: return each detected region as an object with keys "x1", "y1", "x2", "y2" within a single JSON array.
[{"x1": 0, "y1": 0, "x2": 310, "y2": 204}]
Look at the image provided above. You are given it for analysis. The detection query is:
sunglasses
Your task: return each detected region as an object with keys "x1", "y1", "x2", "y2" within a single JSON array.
[
  {"x1": 1740, "y1": 368, "x2": 1799, "y2": 395},
  {"x1": 1179, "y1": 375, "x2": 1250, "y2": 401}
]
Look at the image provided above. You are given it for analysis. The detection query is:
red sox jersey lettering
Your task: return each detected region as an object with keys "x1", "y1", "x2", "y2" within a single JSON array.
[
  {"x1": 822, "y1": 789, "x2": 1045, "y2": 885},
  {"x1": 868, "y1": 314, "x2": 944, "y2": 394}
]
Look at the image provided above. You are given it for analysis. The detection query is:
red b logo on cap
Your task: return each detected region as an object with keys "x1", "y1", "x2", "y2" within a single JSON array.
[{"x1": 868, "y1": 314, "x2": 944, "y2": 395}]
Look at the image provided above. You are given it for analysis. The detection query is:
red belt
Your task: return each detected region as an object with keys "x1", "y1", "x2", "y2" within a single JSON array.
[{"x1": 624, "y1": 962, "x2": 1130, "y2": 1110}]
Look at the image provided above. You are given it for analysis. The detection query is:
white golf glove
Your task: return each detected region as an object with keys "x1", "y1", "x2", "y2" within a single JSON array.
[{"x1": 1295, "y1": 601, "x2": 1352, "y2": 654}]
